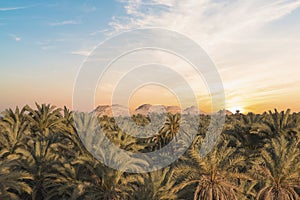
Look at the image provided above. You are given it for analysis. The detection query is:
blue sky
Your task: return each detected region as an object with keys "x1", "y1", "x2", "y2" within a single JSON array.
[
  {"x1": 0, "y1": 1, "x2": 118, "y2": 62},
  {"x1": 0, "y1": 1, "x2": 122, "y2": 110},
  {"x1": 1, "y1": 0, "x2": 300, "y2": 113}
]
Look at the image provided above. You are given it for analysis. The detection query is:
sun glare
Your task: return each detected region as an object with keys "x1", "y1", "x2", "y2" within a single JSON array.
[{"x1": 227, "y1": 106, "x2": 245, "y2": 114}]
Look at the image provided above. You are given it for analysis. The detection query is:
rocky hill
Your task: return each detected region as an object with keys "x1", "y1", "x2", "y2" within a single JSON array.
[
  {"x1": 93, "y1": 104, "x2": 211, "y2": 116},
  {"x1": 183, "y1": 106, "x2": 206, "y2": 115},
  {"x1": 93, "y1": 104, "x2": 130, "y2": 117}
]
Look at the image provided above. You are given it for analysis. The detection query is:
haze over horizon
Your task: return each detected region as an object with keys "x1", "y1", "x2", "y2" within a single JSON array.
[{"x1": 1, "y1": 0, "x2": 300, "y2": 113}]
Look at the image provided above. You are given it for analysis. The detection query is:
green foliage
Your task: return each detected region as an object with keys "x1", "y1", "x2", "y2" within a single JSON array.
[{"x1": 0, "y1": 104, "x2": 299, "y2": 199}]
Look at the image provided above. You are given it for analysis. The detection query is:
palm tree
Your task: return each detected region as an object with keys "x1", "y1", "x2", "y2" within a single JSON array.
[
  {"x1": 253, "y1": 136, "x2": 300, "y2": 199},
  {"x1": 0, "y1": 107, "x2": 30, "y2": 154},
  {"x1": 72, "y1": 112, "x2": 152, "y2": 198},
  {"x1": 237, "y1": 180, "x2": 257, "y2": 200},
  {"x1": 70, "y1": 154, "x2": 144, "y2": 200},
  {"x1": 172, "y1": 139, "x2": 251, "y2": 200},
  {"x1": 107, "y1": 129, "x2": 145, "y2": 152},
  {"x1": 59, "y1": 107, "x2": 88, "y2": 157},
  {"x1": 74, "y1": 112, "x2": 149, "y2": 168},
  {"x1": 0, "y1": 154, "x2": 33, "y2": 199},
  {"x1": 25, "y1": 103, "x2": 66, "y2": 137},
  {"x1": 161, "y1": 113, "x2": 181, "y2": 141},
  {"x1": 99, "y1": 115, "x2": 117, "y2": 132},
  {"x1": 131, "y1": 114, "x2": 150, "y2": 126},
  {"x1": 224, "y1": 112, "x2": 266, "y2": 150},
  {"x1": 20, "y1": 136, "x2": 64, "y2": 200},
  {"x1": 150, "y1": 113, "x2": 181, "y2": 150},
  {"x1": 134, "y1": 166, "x2": 177, "y2": 200},
  {"x1": 25, "y1": 103, "x2": 78, "y2": 159},
  {"x1": 41, "y1": 160, "x2": 87, "y2": 200},
  {"x1": 260, "y1": 109, "x2": 299, "y2": 140}
]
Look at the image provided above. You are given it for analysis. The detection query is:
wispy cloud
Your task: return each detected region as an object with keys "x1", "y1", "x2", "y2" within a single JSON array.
[
  {"x1": 70, "y1": 50, "x2": 91, "y2": 56},
  {"x1": 0, "y1": 5, "x2": 33, "y2": 11},
  {"x1": 110, "y1": 0, "x2": 300, "y2": 39},
  {"x1": 50, "y1": 20, "x2": 80, "y2": 26},
  {"x1": 9, "y1": 34, "x2": 21, "y2": 42},
  {"x1": 36, "y1": 38, "x2": 65, "y2": 50},
  {"x1": 90, "y1": 29, "x2": 110, "y2": 36},
  {"x1": 106, "y1": 0, "x2": 300, "y2": 112}
]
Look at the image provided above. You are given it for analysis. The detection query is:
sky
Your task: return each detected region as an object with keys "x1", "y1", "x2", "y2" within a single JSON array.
[{"x1": 1, "y1": 0, "x2": 300, "y2": 113}]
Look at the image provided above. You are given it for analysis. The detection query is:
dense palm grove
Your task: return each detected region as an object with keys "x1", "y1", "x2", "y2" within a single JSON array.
[{"x1": 0, "y1": 103, "x2": 299, "y2": 200}]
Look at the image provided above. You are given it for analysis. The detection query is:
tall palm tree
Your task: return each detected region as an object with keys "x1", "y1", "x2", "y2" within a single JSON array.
[
  {"x1": 25, "y1": 103, "x2": 77, "y2": 160},
  {"x1": 20, "y1": 135, "x2": 64, "y2": 200},
  {"x1": 253, "y1": 136, "x2": 300, "y2": 199},
  {"x1": 172, "y1": 139, "x2": 251, "y2": 200}
]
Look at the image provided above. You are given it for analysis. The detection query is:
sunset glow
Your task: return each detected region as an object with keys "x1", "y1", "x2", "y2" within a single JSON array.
[{"x1": 1, "y1": 1, "x2": 300, "y2": 114}]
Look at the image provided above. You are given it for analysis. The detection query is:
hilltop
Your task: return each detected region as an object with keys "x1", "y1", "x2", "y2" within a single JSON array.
[{"x1": 93, "y1": 104, "x2": 212, "y2": 117}]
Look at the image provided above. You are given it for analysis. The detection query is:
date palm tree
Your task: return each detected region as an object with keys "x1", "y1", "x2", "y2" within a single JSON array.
[
  {"x1": 0, "y1": 107, "x2": 30, "y2": 154},
  {"x1": 0, "y1": 154, "x2": 33, "y2": 199},
  {"x1": 172, "y1": 139, "x2": 251, "y2": 200},
  {"x1": 260, "y1": 109, "x2": 299, "y2": 140},
  {"x1": 58, "y1": 107, "x2": 89, "y2": 157},
  {"x1": 107, "y1": 129, "x2": 145, "y2": 152},
  {"x1": 20, "y1": 135, "x2": 64, "y2": 200},
  {"x1": 25, "y1": 103, "x2": 65, "y2": 137},
  {"x1": 134, "y1": 166, "x2": 177, "y2": 200},
  {"x1": 253, "y1": 136, "x2": 300, "y2": 199},
  {"x1": 161, "y1": 113, "x2": 181, "y2": 141},
  {"x1": 69, "y1": 154, "x2": 145, "y2": 200},
  {"x1": 150, "y1": 113, "x2": 181, "y2": 150},
  {"x1": 19, "y1": 103, "x2": 70, "y2": 200},
  {"x1": 224, "y1": 112, "x2": 266, "y2": 150},
  {"x1": 41, "y1": 159, "x2": 87, "y2": 200}
]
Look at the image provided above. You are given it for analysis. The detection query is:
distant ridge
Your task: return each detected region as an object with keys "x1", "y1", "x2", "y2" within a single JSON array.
[
  {"x1": 93, "y1": 104, "x2": 211, "y2": 117},
  {"x1": 224, "y1": 110, "x2": 233, "y2": 116},
  {"x1": 166, "y1": 106, "x2": 181, "y2": 114},
  {"x1": 134, "y1": 104, "x2": 166, "y2": 115},
  {"x1": 183, "y1": 106, "x2": 207, "y2": 115},
  {"x1": 94, "y1": 104, "x2": 130, "y2": 117}
]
